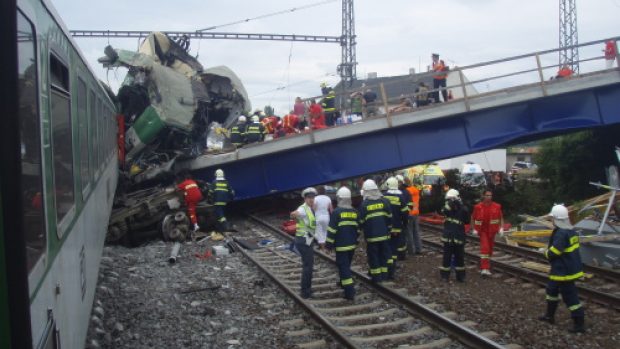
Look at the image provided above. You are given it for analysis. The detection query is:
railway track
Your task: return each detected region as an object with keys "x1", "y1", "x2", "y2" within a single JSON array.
[
  {"x1": 229, "y1": 214, "x2": 515, "y2": 349},
  {"x1": 419, "y1": 222, "x2": 620, "y2": 310}
]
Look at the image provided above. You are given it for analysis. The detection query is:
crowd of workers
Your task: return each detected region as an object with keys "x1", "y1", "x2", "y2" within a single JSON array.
[{"x1": 291, "y1": 178, "x2": 585, "y2": 333}]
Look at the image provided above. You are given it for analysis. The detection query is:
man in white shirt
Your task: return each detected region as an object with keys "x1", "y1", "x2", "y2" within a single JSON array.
[{"x1": 313, "y1": 186, "x2": 333, "y2": 250}]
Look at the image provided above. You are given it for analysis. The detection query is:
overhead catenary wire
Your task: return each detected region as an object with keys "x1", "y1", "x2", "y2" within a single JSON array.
[{"x1": 197, "y1": 0, "x2": 338, "y2": 32}]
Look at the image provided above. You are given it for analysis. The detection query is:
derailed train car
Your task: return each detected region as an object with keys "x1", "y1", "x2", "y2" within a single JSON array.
[{"x1": 99, "y1": 32, "x2": 251, "y2": 185}]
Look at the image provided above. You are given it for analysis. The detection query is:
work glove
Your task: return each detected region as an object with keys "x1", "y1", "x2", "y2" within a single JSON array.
[
  {"x1": 471, "y1": 229, "x2": 479, "y2": 236},
  {"x1": 498, "y1": 228, "x2": 504, "y2": 238}
]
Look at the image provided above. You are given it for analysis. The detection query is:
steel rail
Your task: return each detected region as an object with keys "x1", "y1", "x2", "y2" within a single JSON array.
[
  {"x1": 229, "y1": 238, "x2": 360, "y2": 349},
  {"x1": 420, "y1": 222, "x2": 620, "y2": 282},
  {"x1": 419, "y1": 225, "x2": 620, "y2": 310},
  {"x1": 245, "y1": 213, "x2": 506, "y2": 349}
]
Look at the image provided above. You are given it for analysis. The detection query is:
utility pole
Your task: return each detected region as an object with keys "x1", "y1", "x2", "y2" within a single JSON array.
[
  {"x1": 338, "y1": 0, "x2": 357, "y2": 87},
  {"x1": 559, "y1": 0, "x2": 579, "y2": 73}
]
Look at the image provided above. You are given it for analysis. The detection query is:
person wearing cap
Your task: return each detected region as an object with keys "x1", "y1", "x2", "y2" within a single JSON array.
[
  {"x1": 229, "y1": 116, "x2": 247, "y2": 148},
  {"x1": 245, "y1": 115, "x2": 265, "y2": 144},
  {"x1": 471, "y1": 189, "x2": 504, "y2": 276},
  {"x1": 358, "y1": 179, "x2": 392, "y2": 283},
  {"x1": 382, "y1": 177, "x2": 408, "y2": 278},
  {"x1": 439, "y1": 189, "x2": 470, "y2": 282},
  {"x1": 291, "y1": 187, "x2": 318, "y2": 299},
  {"x1": 326, "y1": 187, "x2": 359, "y2": 300},
  {"x1": 210, "y1": 169, "x2": 234, "y2": 232},
  {"x1": 538, "y1": 204, "x2": 585, "y2": 333},
  {"x1": 431, "y1": 53, "x2": 449, "y2": 103}
]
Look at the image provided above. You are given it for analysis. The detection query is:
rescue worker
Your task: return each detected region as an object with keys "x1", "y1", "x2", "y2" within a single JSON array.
[
  {"x1": 382, "y1": 177, "x2": 408, "y2": 277},
  {"x1": 539, "y1": 204, "x2": 585, "y2": 333},
  {"x1": 313, "y1": 186, "x2": 333, "y2": 250},
  {"x1": 321, "y1": 89, "x2": 337, "y2": 126},
  {"x1": 176, "y1": 172, "x2": 204, "y2": 232},
  {"x1": 431, "y1": 53, "x2": 448, "y2": 103},
  {"x1": 396, "y1": 175, "x2": 413, "y2": 259},
  {"x1": 209, "y1": 169, "x2": 234, "y2": 232},
  {"x1": 439, "y1": 189, "x2": 469, "y2": 282},
  {"x1": 358, "y1": 179, "x2": 392, "y2": 283},
  {"x1": 471, "y1": 189, "x2": 504, "y2": 276},
  {"x1": 230, "y1": 115, "x2": 247, "y2": 148},
  {"x1": 291, "y1": 187, "x2": 318, "y2": 299},
  {"x1": 404, "y1": 177, "x2": 422, "y2": 255},
  {"x1": 245, "y1": 115, "x2": 265, "y2": 144},
  {"x1": 326, "y1": 187, "x2": 359, "y2": 300},
  {"x1": 604, "y1": 40, "x2": 617, "y2": 69}
]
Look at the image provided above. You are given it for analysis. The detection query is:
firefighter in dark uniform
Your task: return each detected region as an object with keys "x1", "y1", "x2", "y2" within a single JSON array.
[
  {"x1": 383, "y1": 177, "x2": 409, "y2": 279},
  {"x1": 538, "y1": 204, "x2": 585, "y2": 333},
  {"x1": 321, "y1": 89, "x2": 337, "y2": 126},
  {"x1": 358, "y1": 179, "x2": 392, "y2": 283},
  {"x1": 326, "y1": 187, "x2": 359, "y2": 300},
  {"x1": 244, "y1": 115, "x2": 265, "y2": 144},
  {"x1": 209, "y1": 169, "x2": 233, "y2": 232},
  {"x1": 229, "y1": 115, "x2": 247, "y2": 148},
  {"x1": 396, "y1": 174, "x2": 413, "y2": 260},
  {"x1": 439, "y1": 189, "x2": 469, "y2": 282}
]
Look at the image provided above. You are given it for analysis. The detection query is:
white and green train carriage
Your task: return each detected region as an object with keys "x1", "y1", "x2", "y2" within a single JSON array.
[{"x1": 1, "y1": 0, "x2": 118, "y2": 347}]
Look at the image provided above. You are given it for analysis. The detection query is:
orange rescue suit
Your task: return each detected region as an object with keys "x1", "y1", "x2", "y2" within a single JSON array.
[
  {"x1": 472, "y1": 201, "x2": 502, "y2": 271},
  {"x1": 177, "y1": 179, "x2": 203, "y2": 225}
]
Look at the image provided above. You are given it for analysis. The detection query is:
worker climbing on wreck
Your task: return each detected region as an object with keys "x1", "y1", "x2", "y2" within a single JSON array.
[
  {"x1": 210, "y1": 169, "x2": 234, "y2": 232},
  {"x1": 176, "y1": 172, "x2": 204, "y2": 232}
]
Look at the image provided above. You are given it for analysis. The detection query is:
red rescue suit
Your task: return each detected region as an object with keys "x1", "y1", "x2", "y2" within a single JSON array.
[
  {"x1": 472, "y1": 201, "x2": 502, "y2": 271},
  {"x1": 177, "y1": 179, "x2": 203, "y2": 225}
]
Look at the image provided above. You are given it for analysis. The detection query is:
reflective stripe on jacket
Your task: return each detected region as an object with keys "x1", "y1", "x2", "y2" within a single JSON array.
[
  {"x1": 210, "y1": 179, "x2": 233, "y2": 205},
  {"x1": 472, "y1": 202, "x2": 502, "y2": 234},
  {"x1": 545, "y1": 228, "x2": 584, "y2": 281},
  {"x1": 326, "y1": 207, "x2": 359, "y2": 251},
  {"x1": 441, "y1": 200, "x2": 469, "y2": 245},
  {"x1": 296, "y1": 204, "x2": 316, "y2": 237},
  {"x1": 358, "y1": 198, "x2": 392, "y2": 242}
]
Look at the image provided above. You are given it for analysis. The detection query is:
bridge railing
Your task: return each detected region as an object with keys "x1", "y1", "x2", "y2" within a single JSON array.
[{"x1": 245, "y1": 37, "x2": 619, "y2": 148}]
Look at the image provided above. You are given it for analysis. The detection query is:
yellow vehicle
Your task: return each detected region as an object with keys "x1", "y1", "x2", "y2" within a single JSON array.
[{"x1": 404, "y1": 164, "x2": 446, "y2": 195}]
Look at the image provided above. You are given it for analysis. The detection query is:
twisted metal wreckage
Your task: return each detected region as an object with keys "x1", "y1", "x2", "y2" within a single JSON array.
[{"x1": 101, "y1": 32, "x2": 249, "y2": 244}]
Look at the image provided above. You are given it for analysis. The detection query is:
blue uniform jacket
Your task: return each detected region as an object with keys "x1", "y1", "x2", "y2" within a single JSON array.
[
  {"x1": 358, "y1": 198, "x2": 392, "y2": 242},
  {"x1": 441, "y1": 199, "x2": 469, "y2": 245},
  {"x1": 382, "y1": 191, "x2": 409, "y2": 234},
  {"x1": 545, "y1": 228, "x2": 584, "y2": 281},
  {"x1": 326, "y1": 207, "x2": 359, "y2": 252},
  {"x1": 210, "y1": 179, "x2": 233, "y2": 205}
]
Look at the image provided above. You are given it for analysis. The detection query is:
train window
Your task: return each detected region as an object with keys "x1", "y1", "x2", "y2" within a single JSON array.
[
  {"x1": 98, "y1": 99, "x2": 104, "y2": 170},
  {"x1": 78, "y1": 78, "x2": 90, "y2": 194},
  {"x1": 89, "y1": 90, "x2": 96, "y2": 180},
  {"x1": 17, "y1": 11, "x2": 46, "y2": 273},
  {"x1": 50, "y1": 55, "x2": 75, "y2": 231}
]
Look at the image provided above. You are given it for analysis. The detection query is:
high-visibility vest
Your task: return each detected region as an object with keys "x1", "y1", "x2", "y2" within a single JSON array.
[
  {"x1": 433, "y1": 61, "x2": 447, "y2": 79},
  {"x1": 295, "y1": 204, "x2": 316, "y2": 237}
]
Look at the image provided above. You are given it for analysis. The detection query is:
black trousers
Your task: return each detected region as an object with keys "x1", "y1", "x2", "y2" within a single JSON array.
[
  {"x1": 366, "y1": 240, "x2": 390, "y2": 282},
  {"x1": 335, "y1": 250, "x2": 355, "y2": 298},
  {"x1": 295, "y1": 236, "x2": 314, "y2": 297},
  {"x1": 433, "y1": 78, "x2": 448, "y2": 103},
  {"x1": 440, "y1": 243, "x2": 465, "y2": 281},
  {"x1": 546, "y1": 280, "x2": 584, "y2": 318}
]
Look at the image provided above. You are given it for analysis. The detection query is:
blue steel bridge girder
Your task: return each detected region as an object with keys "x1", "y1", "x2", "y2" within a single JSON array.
[{"x1": 191, "y1": 81, "x2": 620, "y2": 200}]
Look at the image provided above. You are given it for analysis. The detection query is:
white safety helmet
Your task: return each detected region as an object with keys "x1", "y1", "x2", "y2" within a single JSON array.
[
  {"x1": 386, "y1": 177, "x2": 399, "y2": 190},
  {"x1": 395, "y1": 174, "x2": 405, "y2": 183},
  {"x1": 362, "y1": 179, "x2": 378, "y2": 191},
  {"x1": 251, "y1": 115, "x2": 259, "y2": 123},
  {"x1": 336, "y1": 186, "x2": 352, "y2": 199},
  {"x1": 238, "y1": 115, "x2": 247, "y2": 123},
  {"x1": 548, "y1": 204, "x2": 569, "y2": 220},
  {"x1": 215, "y1": 169, "x2": 224, "y2": 179},
  {"x1": 260, "y1": 111, "x2": 266, "y2": 117},
  {"x1": 301, "y1": 187, "x2": 317, "y2": 198},
  {"x1": 445, "y1": 188, "x2": 460, "y2": 199}
]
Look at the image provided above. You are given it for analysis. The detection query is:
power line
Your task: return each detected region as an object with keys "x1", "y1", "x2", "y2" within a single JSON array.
[{"x1": 197, "y1": 0, "x2": 338, "y2": 32}]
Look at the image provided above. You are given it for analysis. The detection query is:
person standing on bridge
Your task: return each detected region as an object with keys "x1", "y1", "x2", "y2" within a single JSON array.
[
  {"x1": 321, "y1": 89, "x2": 337, "y2": 126},
  {"x1": 210, "y1": 169, "x2": 234, "y2": 232},
  {"x1": 326, "y1": 187, "x2": 359, "y2": 300},
  {"x1": 538, "y1": 204, "x2": 585, "y2": 333},
  {"x1": 431, "y1": 53, "x2": 449, "y2": 103},
  {"x1": 245, "y1": 115, "x2": 265, "y2": 144},
  {"x1": 291, "y1": 187, "x2": 318, "y2": 299},
  {"x1": 604, "y1": 40, "x2": 617, "y2": 69},
  {"x1": 359, "y1": 179, "x2": 392, "y2": 283},
  {"x1": 471, "y1": 189, "x2": 504, "y2": 276},
  {"x1": 439, "y1": 189, "x2": 469, "y2": 282},
  {"x1": 176, "y1": 172, "x2": 204, "y2": 232}
]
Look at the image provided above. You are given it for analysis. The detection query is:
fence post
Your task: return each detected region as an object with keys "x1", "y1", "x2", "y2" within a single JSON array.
[
  {"x1": 535, "y1": 53, "x2": 548, "y2": 97},
  {"x1": 457, "y1": 69, "x2": 470, "y2": 112},
  {"x1": 380, "y1": 83, "x2": 392, "y2": 127}
]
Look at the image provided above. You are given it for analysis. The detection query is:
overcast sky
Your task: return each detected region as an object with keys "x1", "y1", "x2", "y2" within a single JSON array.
[{"x1": 52, "y1": 0, "x2": 619, "y2": 114}]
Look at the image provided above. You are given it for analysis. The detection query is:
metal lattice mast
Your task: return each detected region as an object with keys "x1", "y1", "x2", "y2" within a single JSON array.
[
  {"x1": 338, "y1": 0, "x2": 356, "y2": 87},
  {"x1": 559, "y1": 0, "x2": 579, "y2": 73}
]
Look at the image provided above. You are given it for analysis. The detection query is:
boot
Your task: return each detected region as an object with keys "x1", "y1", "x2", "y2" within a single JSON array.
[
  {"x1": 538, "y1": 301, "x2": 558, "y2": 324},
  {"x1": 568, "y1": 316, "x2": 585, "y2": 333}
]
